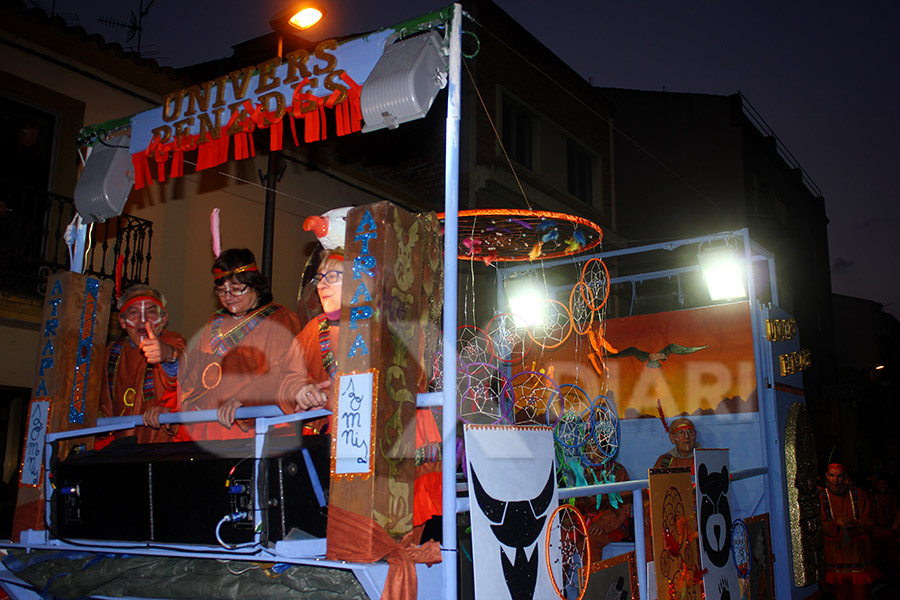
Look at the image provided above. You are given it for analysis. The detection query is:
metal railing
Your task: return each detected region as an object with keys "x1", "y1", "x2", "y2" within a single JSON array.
[
  {"x1": 738, "y1": 92, "x2": 823, "y2": 198},
  {"x1": 0, "y1": 179, "x2": 153, "y2": 298}
]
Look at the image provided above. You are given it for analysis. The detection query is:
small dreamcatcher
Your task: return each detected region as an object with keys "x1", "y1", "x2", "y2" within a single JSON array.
[
  {"x1": 486, "y1": 313, "x2": 532, "y2": 365},
  {"x1": 457, "y1": 325, "x2": 493, "y2": 369},
  {"x1": 503, "y1": 370, "x2": 564, "y2": 427},
  {"x1": 527, "y1": 299, "x2": 573, "y2": 350},
  {"x1": 456, "y1": 362, "x2": 513, "y2": 425},
  {"x1": 580, "y1": 257, "x2": 610, "y2": 312},
  {"x1": 732, "y1": 518, "x2": 751, "y2": 599},
  {"x1": 569, "y1": 281, "x2": 595, "y2": 336},
  {"x1": 545, "y1": 503, "x2": 591, "y2": 600},
  {"x1": 580, "y1": 396, "x2": 620, "y2": 467}
]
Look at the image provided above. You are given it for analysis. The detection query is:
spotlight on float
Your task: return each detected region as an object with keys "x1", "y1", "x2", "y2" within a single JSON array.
[
  {"x1": 508, "y1": 283, "x2": 548, "y2": 328},
  {"x1": 698, "y1": 241, "x2": 747, "y2": 301},
  {"x1": 270, "y1": 2, "x2": 325, "y2": 31}
]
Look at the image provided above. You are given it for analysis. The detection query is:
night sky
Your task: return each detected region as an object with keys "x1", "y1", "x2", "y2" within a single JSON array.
[{"x1": 65, "y1": 0, "x2": 900, "y2": 318}]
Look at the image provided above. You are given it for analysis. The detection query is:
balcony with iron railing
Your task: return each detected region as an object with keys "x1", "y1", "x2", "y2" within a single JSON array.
[{"x1": 0, "y1": 179, "x2": 153, "y2": 307}]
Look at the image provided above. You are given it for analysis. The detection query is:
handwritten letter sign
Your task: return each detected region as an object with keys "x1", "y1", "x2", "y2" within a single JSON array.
[
  {"x1": 334, "y1": 371, "x2": 376, "y2": 477},
  {"x1": 20, "y1": 399, "x2": 50, "y2": 486}
]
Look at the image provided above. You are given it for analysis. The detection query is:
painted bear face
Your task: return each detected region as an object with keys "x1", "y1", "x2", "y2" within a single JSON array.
[{"x1": 698, "y1": 463, "x2": 732, "y2": 568}]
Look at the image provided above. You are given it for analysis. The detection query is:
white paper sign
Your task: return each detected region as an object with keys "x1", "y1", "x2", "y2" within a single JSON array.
[
  {"x1": 694, "y1": 448, "x2": 740, "y2": 600},
  {"x1": 20, "y1": 400, "x2": 50, "y2": 486},
  {"x1": 334, "y1": 371, "x2": 375, "y2": 475},
  {"x1": 465, "y1": 425, "x2": 559, "y2": 600}
]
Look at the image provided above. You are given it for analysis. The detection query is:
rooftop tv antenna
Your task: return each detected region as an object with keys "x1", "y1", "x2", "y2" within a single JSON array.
[{"x1": 98, "y1": 0, "x2": 154, "y2": 55}]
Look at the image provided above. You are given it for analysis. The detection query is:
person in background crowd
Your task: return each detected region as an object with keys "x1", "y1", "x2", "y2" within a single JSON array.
[
  {"x1": 97, "y1": 285, "x2": 185, "y2": 445},
  {"x1": 819, "y1": 462, "x2": 877, "y2": 600},
  {"x1": 178, "y1": 248, "x2": 324, "y2": 440},
  {"x1": 575, "y1": 461, "x2": 633, "y2": 561},
  {"x1": 870, "y1": 472, "x2": 898, "y2": 582}
]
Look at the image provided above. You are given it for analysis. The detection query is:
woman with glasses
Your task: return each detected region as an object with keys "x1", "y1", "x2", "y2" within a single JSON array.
[
  {"x1": 178, "y1": 248, "x2": 327, "y2": 440},
  {"x1": 277, "y1": 245, "x2": 444, "y2": 534},
  {"x1": 277, "y1": 248, "x2": 344, "y2": 435}
]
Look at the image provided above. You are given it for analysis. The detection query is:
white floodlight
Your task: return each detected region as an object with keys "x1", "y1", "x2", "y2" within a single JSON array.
[{"x1": 698, "y1": 242, "x2": 747, "y2": 301}]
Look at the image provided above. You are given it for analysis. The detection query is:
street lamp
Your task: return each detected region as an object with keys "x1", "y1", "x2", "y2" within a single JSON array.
[
  {"x1": 260, "y1": 2, "x2": 326, "y2": 280},
  {"x1": 270, "y1": 2, "x2": 325, "y2": 31}
]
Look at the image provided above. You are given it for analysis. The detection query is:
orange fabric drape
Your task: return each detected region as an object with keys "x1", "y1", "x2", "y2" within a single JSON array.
[{"x1": 326, "y1": 504, "x2": 442, "y2": 600}]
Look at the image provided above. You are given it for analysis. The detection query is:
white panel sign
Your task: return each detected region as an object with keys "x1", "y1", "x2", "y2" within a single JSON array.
[
  {"x1": 694, "y1": 448, "x2": 740, "y2": 600},
  {"x1": 334, "y1": 371, "x2": 375, "y2": 476},
  {"x1": 466, "y1": 425, "x2": 559, "y2": 600},
  {"x1": 20, "y1": 400, "x2": 50, "y2": 486}
]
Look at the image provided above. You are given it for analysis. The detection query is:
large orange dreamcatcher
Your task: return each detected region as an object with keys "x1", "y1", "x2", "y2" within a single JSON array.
[{"x1": 439, "y1": 209, "x2": 603, "y2": 264}]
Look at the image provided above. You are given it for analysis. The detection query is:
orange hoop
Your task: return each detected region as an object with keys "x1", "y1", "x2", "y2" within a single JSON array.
[
  {"x1": 438, "y1": 209, "x2": 603, "y2": 263},
  {"x1": 545, "y1": 503, "x2": 591, "y2": 600},
  {"x1": 579, "y1": 258, "x2": 610, "y2": 312},
  {"x1": 527, "y1": 299, "x2": 573, "y2": 349}
]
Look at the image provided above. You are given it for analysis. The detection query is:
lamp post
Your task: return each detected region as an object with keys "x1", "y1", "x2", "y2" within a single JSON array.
[{"x1": 260, "y1": 2, "x2": 326, "y2": 281}]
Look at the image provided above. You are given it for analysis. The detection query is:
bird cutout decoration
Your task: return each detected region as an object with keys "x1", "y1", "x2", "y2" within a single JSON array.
[
  {"x1": 608, "y1": 343, "x2": 709, "y2": 368},
  {"x1": 303, "y1": 206, "x2": 351, "y2": 250}
]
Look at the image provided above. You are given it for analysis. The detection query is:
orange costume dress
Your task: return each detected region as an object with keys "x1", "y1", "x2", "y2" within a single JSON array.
[
  {"x1": 179, "y1": 303, "x2": 310, "y2": 440},
  {"x1": 98, "y1": 330, "x2": 186, "y2": 444},
  {"x1": 279, "y1": 313, "x2": 443, "y2": 526},
  {"x1": 819, "y1": 485, "x2": 878, "y2": 587}
]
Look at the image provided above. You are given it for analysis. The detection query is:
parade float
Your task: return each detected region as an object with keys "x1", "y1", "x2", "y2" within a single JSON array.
[{"x1": 0, "y1": 4, "x2": 821, "y2": 599}]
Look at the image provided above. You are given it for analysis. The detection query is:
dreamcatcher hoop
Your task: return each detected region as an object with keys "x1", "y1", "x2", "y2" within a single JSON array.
[
  {"x1": 559, "y1": 383, "x2": 593, "y2": 415},
  {"x1": 456, "y1": 362, "x2": 514, "y2": 425},
  {"x1": 588, "y1": 396, "x2": 620, "y2": 458},
  {"x1": 438, "y1": 209, "x2": 603, "y2": 263},
  {"x1": 569, "y1": 281, "x2": 594, "y2": 336},
  {"x1": 527, "y1": 299, "x2": 573, "y2": 349},
  {"x1": 486, "y1": 313, "x2": 532, "y2": 365},
  {"x1": 457, "y1": 325, "x2": 493, "y2": 370},
  {"x1": 580, "y1": 257, "x2": 610, "y2": 312},
  {"x1": 732, "y1": 518, "x2": 751, "y2": 579},
  {"x1": 502, "y1": 370, "x2": 563, "y2": 426},
  {"x1": 545, "y1": 503, "x2": 591, "y2": 600},
  {"x1": 553, "y1": 409, "x2": 589, "y2": 449}
]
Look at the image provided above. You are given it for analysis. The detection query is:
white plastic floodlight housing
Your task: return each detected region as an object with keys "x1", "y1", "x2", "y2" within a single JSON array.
[
  {"x1": 74, "y1": 136, "x2": 134, "y2": 224},
  {"x1": 361, "y1": 30, "x2": 448, "y2": 133}
]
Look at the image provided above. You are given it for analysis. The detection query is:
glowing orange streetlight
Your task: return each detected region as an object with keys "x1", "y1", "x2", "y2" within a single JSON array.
[
  {"x1": 270, "y1": 2, "x2": 326, "y2": 34},
  {"x1": 262, "y1": 4, "x2": 326, "y2": 279}
]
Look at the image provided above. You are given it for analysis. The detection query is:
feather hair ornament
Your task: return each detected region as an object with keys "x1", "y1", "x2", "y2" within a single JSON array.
[
  {"x1": 210, "y1": 208, "x2": 222, "y2": 258},
  {"x1": 657, "y1": 398, "x2": 670, "y2": 433},
  {"x1": 114, "y1": 254, "x2": 125, "y2": 300}
]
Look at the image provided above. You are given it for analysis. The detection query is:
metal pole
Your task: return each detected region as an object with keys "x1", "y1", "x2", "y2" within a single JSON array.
[
  {"x1": 441, "y1": 5, "x2": 462, "y2": 600},
  {"x1": 260, "y1": 150, "x2": 284, "y2": 281}
]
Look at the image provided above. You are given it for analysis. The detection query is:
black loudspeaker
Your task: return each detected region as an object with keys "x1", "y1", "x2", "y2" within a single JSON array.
[{"x1": 52, "y1": 435, "x2": 330, "y2": 546}]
